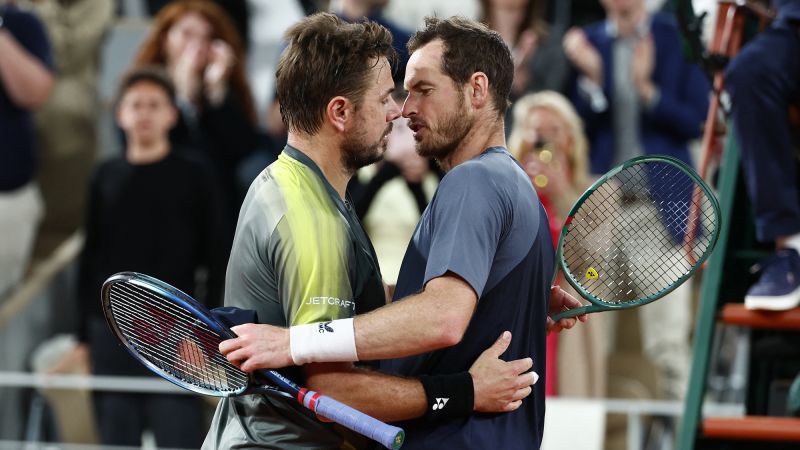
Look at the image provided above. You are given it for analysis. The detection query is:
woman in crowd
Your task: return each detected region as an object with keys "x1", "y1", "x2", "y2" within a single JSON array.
[
  {"x1": 134, "y1": 0, "x2": 258, "y2": 225},
  {"x1": 509, "y1": 90, "x2": 607, "y2": 398},
  {"x1": 480, "y1": 0, "x2": 569, "y2": 97}
]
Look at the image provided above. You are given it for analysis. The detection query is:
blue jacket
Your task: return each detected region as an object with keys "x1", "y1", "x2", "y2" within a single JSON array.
[
  {"x1": 568, "y1": 13, "x2": 710, "y2": 174},
  {"x1": 775, "y1": 0, "x2": 800, "y2": 22}
]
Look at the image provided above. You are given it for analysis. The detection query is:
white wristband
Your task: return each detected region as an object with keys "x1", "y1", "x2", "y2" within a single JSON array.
[{"x1": 289, "y1": 318, "x2": 359, "y2": 365}]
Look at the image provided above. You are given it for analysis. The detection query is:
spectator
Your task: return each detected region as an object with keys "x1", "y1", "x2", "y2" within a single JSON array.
[
  {"x1": 563, "y1": 0, "x2": 709, "y2": 400},
  {"x1": 73, "y1": 66, "x2": 226, "y2": 447},
  {"x1": 0, "y1": 2, "x2": 54, "y2": 299},
  {"x1": 508, "y1": 90, "x2": 608, "y2": 397},
  {"x1": 724, "y1": 0, "x2": 800, "y2": 311},
  {"x1": 480, "y1": 0, "x2": 569, "y2": 97},
  {"x1": 383, "y1": 0, "x2": 481, "y2": 30},
  {"x1": 0, "y1": 3, "x2": 54, "y2": 439},
  {"x1": 134, "y1": 0, "x2": 258, "y2": 226},
  {"x1": 334, "y1": 0, "x2": 412, "y2": 83},
  {"x1": 146, "y1": 0, "x2": 250, "y2": 50},
  {"x1": 245, "y1": 0, "x2": 304, "y2": 119},
  {"x1": 26, "y1": 0, "x2": 114, "y2": 260}
]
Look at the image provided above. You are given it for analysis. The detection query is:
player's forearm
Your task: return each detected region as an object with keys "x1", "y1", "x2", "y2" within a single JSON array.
[
  {"x1": 243, "y1": 276, "x2": 477, "y2": 369},
  {"x1": 353, "y1": 276, "x2": 476, "y2": 361},
  {"x1": 304, "y1": 362, "x2": 427, "y2": 422}
]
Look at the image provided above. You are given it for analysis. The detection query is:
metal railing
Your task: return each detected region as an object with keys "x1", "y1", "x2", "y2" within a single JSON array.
[{"x1": 0, "y1": 371, "x2": 746, "y2": 450}]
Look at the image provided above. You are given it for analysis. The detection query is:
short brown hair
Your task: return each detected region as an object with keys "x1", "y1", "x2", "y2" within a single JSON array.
[
  {"x1": 276, "y1": 13, "x2": 396, "y2": 135},
  {"x1": 115, "y1": 65, "x2": 176, "y2": 108},
  {"x1": 408, "y1": 16, "x2": 513, "y2": 116}
]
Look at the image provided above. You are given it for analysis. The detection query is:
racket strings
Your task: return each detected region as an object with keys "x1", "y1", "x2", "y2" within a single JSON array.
[
  {"x1": 110, "y1": 295, "x2": 244, "y2": 393},
  {"x1": 110, "y1": 297, "x2": 237, "y2": 390},
  {"x1": 108, "y1": 282, "x2": 248, "y2": 393},
  {"x1": 562, "y1": 162, "x2": 718, "y2": 304},
  {"x1": 110, "y1": 293, "x2": 241, "y2": 391},
  {"x1": 648, "y1": 163, "x2": 717, "y2": 258},
  {"x1": 112, "y1": 310, "x2": 230, "y2": 389}
]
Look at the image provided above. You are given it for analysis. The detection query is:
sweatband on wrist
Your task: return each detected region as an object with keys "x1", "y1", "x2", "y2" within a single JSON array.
[
  {"x1": 289, "y1": 318, "x2": 358, "y2": 365},
  {"x1": 418, "y1": 372, "x2": 474, "y2": 421}
]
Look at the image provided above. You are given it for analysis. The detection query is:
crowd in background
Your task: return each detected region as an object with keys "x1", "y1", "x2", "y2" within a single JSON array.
[{"x1": 0, "y1": 0, "x2": 720, "y2": 446}]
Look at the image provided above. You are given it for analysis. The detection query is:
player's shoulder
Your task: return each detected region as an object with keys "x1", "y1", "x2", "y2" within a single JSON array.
[
  {"x1": 257, "y1": 156, "x2": 332, "y2": 211},
  {"x1": 243, "y1": 155, "x2": 340, "y2": 230},
  {"x1": 450, "y1": 146, "x2": 515, "y2": 174},
  {"x1": 446, "y1": 147, "x2": 522, "y2": 188}
]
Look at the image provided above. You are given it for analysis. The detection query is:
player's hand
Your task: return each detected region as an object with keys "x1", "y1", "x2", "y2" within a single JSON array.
[
  {"x1": 547, "y1": 285, "x2": 588, "y2": 333},
  {"x1": 469, "y1": 331, "x2": 538, "y2": 413},
  {"x1": 220, "y1": 323, "x2": 293, "y2": 371}
]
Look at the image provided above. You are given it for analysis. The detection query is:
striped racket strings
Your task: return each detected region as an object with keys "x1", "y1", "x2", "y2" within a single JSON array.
[
  {"x1": 561, "y1": 161, "x2": 717, "y2": 304},
  {"x1": 107, "y1": 281, "x2": 248, "y2": 394}
]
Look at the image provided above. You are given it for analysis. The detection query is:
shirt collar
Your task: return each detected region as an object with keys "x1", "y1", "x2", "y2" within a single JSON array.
[
  {"x1": 605, "y1": 14, "x2": 651, "y2": 39},
  {"x1": 282, "y1": 144, "x2": 343, "y2": 203}
]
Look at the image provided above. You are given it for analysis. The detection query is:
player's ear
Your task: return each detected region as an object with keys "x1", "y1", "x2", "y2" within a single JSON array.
[
  {"x1": 326, "y1": 96, "x2": 353, "y2": 132},
  {"x1": 467, "y1": 72, "x2": 490, "y2": 110}
]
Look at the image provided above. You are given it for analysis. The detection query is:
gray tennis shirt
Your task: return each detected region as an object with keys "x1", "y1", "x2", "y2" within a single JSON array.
[
  {"x1": 203, "y1": 147, "x2": 384, "y2": 449},
  {"x1": 381, "y1": 147, "x2": 554, "y2": 449}
]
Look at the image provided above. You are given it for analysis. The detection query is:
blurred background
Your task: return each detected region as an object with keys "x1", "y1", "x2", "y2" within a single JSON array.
[{"x1": 1, "y1": 0, "x2": 798, "y2": 449}]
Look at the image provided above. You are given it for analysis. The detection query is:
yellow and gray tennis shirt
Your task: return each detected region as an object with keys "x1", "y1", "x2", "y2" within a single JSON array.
[{"x1": 204, "y1": 145, "x2": 384, "y2": 450}]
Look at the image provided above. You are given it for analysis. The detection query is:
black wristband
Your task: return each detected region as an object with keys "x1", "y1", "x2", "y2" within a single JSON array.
[{"x1": 418, "y1": 372, "x2": 474, "y2": 421}]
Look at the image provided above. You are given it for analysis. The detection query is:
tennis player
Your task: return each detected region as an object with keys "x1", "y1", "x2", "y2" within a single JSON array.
[
  {"x1": 203, "y1": 13, "x2": 545, "y2": 449},
  {"x1": 217, "y1": 16, "x2": 586, "y2": 450}
]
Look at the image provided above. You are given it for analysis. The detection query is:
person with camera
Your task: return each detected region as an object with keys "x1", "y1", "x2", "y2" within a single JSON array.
[{"x1": 508, "y1": 90, "x2": 608, "y2": 398}]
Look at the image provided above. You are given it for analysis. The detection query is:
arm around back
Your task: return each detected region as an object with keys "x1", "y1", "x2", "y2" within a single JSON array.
[
  {"x1": 353, "y1": 272, "x2": 477, "y2": 361},
  {"x1": 222, "y1": 273, "x2": 477, "y2": 370}
]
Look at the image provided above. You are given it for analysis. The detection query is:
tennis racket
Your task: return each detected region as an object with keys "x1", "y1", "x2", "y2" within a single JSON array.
[
  {"x1": 101, "y1": 272, "x2": 404, "y2": 450},
  {"x1": 551, "y1": 155, "x2": 721, "y2": 321}
]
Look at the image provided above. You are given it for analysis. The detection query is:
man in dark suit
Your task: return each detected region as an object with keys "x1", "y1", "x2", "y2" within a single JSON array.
[{"x1": 563, "y1": 0, "x2": 710, "y2": 401}]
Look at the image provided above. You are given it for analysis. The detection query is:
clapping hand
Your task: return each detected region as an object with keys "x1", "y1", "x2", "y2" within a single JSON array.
[
  {"x1": 563, "y1": 27, "x2": 603, "y2": 85},
  {"x1": 172, "y1": 40, "x2": 205, "y2": 103},
  {"x1": 631, "y1": 34, "x2": 656, "y2": 103},
  {"x1": 204, "y1": 39, "x2": 234, "y2": 106}
]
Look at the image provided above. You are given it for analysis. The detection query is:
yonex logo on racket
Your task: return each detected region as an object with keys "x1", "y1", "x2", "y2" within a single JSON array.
[{"x1": 432, "y1": 398, "x2": 449, "y2": 410}]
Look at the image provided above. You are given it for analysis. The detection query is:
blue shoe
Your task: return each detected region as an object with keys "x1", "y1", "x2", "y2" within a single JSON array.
[{"x1": 745, "y1": 248, "x2": 800, "y2": 311}]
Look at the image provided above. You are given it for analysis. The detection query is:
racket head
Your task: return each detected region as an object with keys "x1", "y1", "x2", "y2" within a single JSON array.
[
  {"x1": 101, "y1": 272, "x2": 254, "y2": 397},
  {"x1": 555, "y1": 155, "x2": 721, "y2": 309}
]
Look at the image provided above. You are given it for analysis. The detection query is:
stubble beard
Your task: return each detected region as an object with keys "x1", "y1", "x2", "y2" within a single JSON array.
[
  {"x1": 415, "y1": 95, "x2": 472, "y2": 161},
  {"x1": 340, "y1": 122, "x2": 393, "y2": 174}
]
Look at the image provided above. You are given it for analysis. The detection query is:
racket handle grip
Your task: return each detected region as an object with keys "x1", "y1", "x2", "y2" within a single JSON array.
[
  {"x1": 307, "y1": 391, "x2": 405, "y2": 449},
  {"x1": 551, "y1": 304, "x2": 606, "y2": 321}
]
